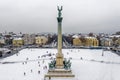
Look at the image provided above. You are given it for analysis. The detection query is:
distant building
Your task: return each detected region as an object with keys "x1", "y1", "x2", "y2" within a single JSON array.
[
  {"x1": 35, "y1": 36, "x2": 48, "y2": 46},
  {"x1": 72, "y1": 35, "x2": 99, "y2": 47},
  {"x1": 85, "y1": 37, "x2": 99, "y2": 47},
  {"x1": 23, "y1": 34, "x2": 35, "y2": 45},
  {"x1": 4, "y1": 34, "x2": 13, "y2": 45},
  {"x1": 114, "y1": 38, "x2": 120, "y2": 46},
  {"x1": 0, "y1": 37, "x2": 5, "y2": 47},
  {"x1": 73, "y1": 38, "x2": 82, "y2": 46},
  {"x1": 12, "y1": 38, "x2": 24, "y2": 47},
  {"x1": 0, "y1": 48, "x2": 11, "y2": 57},
  {"x1": 0, "y1": 37, "x2": 5, "y2": 45},
  {"x1": 100, "y1": 38, "x2": 113, "y2": 47}
]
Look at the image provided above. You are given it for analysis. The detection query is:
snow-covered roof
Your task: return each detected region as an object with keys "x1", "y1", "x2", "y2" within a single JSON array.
[
  {"x1": 13, "y1": 38, "x2": 23, "y2": 40},
  {"x1": 72, "y1": 35, "x2": 79, "y2": 38},
  {"x1": 100, "y1": 38, "x2": 112, "y2": 41},
  {"x1": 85, "y1": 36, "x2": 97, "y2": 39},
  {"x1": 0, "y1": 48, "x2": 11, "y2": 52},
  {"x1": 109, "y1": 35, "x2": 120, "y2": 38}
]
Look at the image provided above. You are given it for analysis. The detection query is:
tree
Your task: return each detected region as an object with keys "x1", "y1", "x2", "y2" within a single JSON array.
[
  {"x1": 112, "y1": 37, "x2": 118, "y2": 46},
  {"x1": 0, "y1": 51, "x2": 2, "y2": 57},
  {"x1": 115, "y1": 31, "x2": 120, "y2": 35},
  {"x1": 89, "y1": 33, "x2": 94, "y2": 37}
]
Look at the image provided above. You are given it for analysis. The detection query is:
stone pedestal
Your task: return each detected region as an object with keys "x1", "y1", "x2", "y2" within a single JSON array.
[
  {"x1": 55, "y1": 53, "x2": 64, "y2": 69},
  {"x1": 45, "y1": 69, "x2": 75, "y2": 78}
]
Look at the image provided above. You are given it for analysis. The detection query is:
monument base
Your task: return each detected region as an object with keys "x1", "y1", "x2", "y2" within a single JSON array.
[
  {"x1": 55, "y1": 54, "x2": 64, "y2": 69},
  {"x1": 45, "y1": 69, "x2": 75, "y2": 80}
]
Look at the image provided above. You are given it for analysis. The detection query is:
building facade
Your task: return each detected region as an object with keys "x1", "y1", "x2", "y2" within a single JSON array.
[
  {"x1": 0, "y1": 37, "x2": 5, "y2": 45},
  {"x1": 35, "y1": 36, "x2": 48, "y2": 46},
  {"x1": 72, "y1": 37, "x2": 99, "y2": 47},
  {"x1": 23, "y1": 34, "x2": 35, "y2": 45},
  {"x1": 73, "y1": 38, "x2": 82, "y2": 46},
  {"x1": 12, "y1": 38, "x2": 24, "y2": 47},
  {"x1": 85, "y1": 37, "x2": 99, "y2": 47},
  {"x1": 100, "y1": 38, "x2": 113, "y2": 47}
]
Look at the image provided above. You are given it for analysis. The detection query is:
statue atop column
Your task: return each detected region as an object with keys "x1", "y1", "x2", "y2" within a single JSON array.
[
  {"x1": 57, "y1": 6, "x2": 63, "y2": 23},
  {"x1": 57, "y1": 6, "x2": 63, "y2": 18}
]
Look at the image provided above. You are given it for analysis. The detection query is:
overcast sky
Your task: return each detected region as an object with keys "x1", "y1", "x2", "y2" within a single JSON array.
[{"x1": 0, "y1": 0, "x2": 120, "y2": 34}]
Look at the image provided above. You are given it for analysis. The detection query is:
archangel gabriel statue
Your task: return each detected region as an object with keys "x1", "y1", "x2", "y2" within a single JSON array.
[{"x1": 57, "y1": 6, "x2": 63, "y2": 18}]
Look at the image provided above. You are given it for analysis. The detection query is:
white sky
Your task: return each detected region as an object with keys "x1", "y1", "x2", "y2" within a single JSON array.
[{"x1": 0, "y1": 0, "x2": 120, "y2": 34}]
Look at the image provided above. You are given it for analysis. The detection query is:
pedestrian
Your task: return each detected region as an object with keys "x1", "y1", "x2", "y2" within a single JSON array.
[
  {"x1": 44, "y1": 65, "x2": 47, "y2": 69},
  {"x1": 38, "y1": 56, "x2": 40, "y2": 58},
  {"x1": 50, "y1": 57, "x2": 53, "y2": 60},
  {"x1": 26, "y1": 58, "x2": 29, "y2": 60},
  {"x1": 45, "y1": 66, "x2": 47, "y2": 69},
  {"x1": 24, "y1": 72, "x2": 26, "y2": 76},
  {"x1": 25, "y1": 61, "x2": 27, "y2": 64},
  {"x1": 31, "y1": 69, "x2": 32, "y2": 73},
  {"x1": 39, "y1": 64, "x2": 40, "y2": 67},
  {"x1": 67, "y1": 52, "x2": 69, "y2": 55},
  {"x1": 69, "y1": 57, "x2": 72, "y2": 60},
  {"x1": 42, "y1": 59, "x2": 44, "y2": 63},
  {"x1": 44, "y1": 78, "x2": 46, "y2": 80},
  {"x1": 43, "y1": 66, "x2": 45, "y2": 70},
  {"x1": 16, "y1": 53, "x2": 18, "y2": 56},
  {"x1": 80, "y1": 57, "x2": 83, "y2": 60},
  {"x1": 38, "y1": 70, "x2": 40, "y2": 74}
]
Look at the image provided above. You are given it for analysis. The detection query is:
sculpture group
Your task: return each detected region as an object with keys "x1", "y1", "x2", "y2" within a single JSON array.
[{"x1": 49, "y1": 59, "x2": 71, "y2": 70}]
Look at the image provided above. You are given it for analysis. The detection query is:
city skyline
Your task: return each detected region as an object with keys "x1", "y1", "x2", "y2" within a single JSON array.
[{"x1": 0, "y1": 0, "x2": 120, "y2": 34}]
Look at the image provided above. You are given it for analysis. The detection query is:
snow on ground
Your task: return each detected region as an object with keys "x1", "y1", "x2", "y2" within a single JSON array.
[{"x1": 0, "y1": 48, "x2": 120, "y2": 80}]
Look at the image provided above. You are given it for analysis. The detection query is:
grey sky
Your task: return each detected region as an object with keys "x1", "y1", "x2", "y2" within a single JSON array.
[{"x1": 0, "y1": 0, "x2": 120, "y2": 34}]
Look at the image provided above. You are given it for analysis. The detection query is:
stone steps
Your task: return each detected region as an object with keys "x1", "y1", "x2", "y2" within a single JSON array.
[
  {"x1": 45, "y1": 73, "x2": 75, "y2": 77},
  {"x1": 48, "y1": 69, "x2": 72, "y2": 73},
  {"x1": 45, "y1": 69, "x2": 75, "y2": 78}
]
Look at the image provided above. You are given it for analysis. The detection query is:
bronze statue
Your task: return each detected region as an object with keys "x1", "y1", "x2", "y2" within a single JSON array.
[{"x1": 57, "y1": 6, "x2": 63, "y2": 18}]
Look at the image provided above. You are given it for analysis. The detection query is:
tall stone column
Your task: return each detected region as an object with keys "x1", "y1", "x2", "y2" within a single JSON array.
[
  {"x1": 55, "y1": 6, "x2": 64, "y2": 69},
  {"x1": 45, "y1": 6, "x2": 75, "y2": 79}
]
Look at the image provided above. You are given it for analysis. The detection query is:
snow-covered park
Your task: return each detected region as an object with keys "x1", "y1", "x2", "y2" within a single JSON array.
[{"x1": 0, "y1": 48, "x2": 120, "y2": 80}]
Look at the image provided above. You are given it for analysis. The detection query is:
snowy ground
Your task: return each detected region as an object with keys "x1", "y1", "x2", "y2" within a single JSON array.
[{"x1": 0, "y1": 48, "x2": 120, "y2": 80}]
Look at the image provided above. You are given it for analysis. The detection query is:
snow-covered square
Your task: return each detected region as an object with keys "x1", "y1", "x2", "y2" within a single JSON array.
[{"x1": 0, "y1": 48, "x2": 120, "y2": 80}]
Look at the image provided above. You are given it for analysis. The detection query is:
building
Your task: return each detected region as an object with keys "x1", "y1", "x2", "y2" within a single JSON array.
[
  {"x1": 0, "y1": 48, "x2": 11, "y2": 57},
  {"x1": 0, "y1": 37, "x2": 5, "y2": 45},
  {"x1": 72, "y1": 34, "x2": 82, "y2": 46},
  {"x1": 4, "y1": 34, "x2": 13, "y2": 45},
  {"x1": 0, "y1": 37, "x2": 5, "y2": 47},
  {"x1": 85, "y1": 37, "x2": 99, "y2": 47},
  {"x1": 12, "y1": 38, "x2": 24, "y2": 47},
  {"x1": 35, "y1": 36, "x2": 48, "y2": 46},
  {"x1": 23, "y1": 34, "x2": 35, "y2": 45},
  {"x1": 73, "y1": 38, "x2": 82, "y2": 46},
  {"x1": 72, "y1": 36, "x2": 99, "y2": 47},
  {"x1": 100, "y1": 38, "x2": 113, "y2": 47},
  {"x1": 114, "y1": 38, "x2": 120, "y2": 47}
]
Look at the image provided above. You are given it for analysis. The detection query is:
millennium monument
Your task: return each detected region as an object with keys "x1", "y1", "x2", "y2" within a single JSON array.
[{"x1": 45, "y1": 6, "x2": 75, "y2": 80}]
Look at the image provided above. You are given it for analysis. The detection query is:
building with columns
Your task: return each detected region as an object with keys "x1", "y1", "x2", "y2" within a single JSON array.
[
  {"x1": 35, "y1": 36, "x2": 48, "y2": 46},
  {"x1": 23, "y1": 34, "x2": 35, "y2": 45}
]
